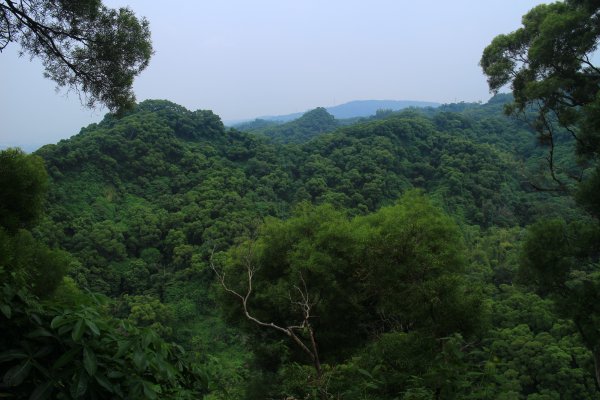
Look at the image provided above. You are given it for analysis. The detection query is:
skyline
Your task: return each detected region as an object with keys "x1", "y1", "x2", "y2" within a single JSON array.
[{"x1": 0, "y1": 0, "x2": 548, "y2": 150}]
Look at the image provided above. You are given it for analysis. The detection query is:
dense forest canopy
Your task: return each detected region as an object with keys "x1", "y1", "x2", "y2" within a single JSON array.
[
  {"x1": 2, "y1": 93, "x2": 596, "y2": 399},
  {"x1": 2, "y1": 0, "x2": 600, "y2": 399},
  {"x1": 481, "y1": 0, "x2": 600, "y2": 389}
]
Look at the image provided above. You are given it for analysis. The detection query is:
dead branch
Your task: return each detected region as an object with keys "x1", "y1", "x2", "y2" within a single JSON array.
[{"x1": 210, "y1": 245, "x2": 322, "y2": 377}]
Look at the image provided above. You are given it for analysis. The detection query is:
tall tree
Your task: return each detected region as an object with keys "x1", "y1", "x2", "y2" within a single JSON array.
[
  {"x1": 213, "y1": 193, "x2": 482, "y2": 398},
  {"x1": 480, "y1": 0, "x2": 600, "y2": 205},
  {"x1": 481, "y1": 0, "x2": 600, "y2": 388},
  {"x1": 0, "y1": 0, "x2": 152, "y2": 114}
]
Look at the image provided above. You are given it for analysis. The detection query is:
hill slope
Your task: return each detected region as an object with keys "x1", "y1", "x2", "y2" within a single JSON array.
[
  {"x1": 34, "y1": 97, "x2": 570, "y2": 297},
  {"x1": 28, "y1": 97, "x2": 592, "y2": 399},
  {"x1": 236, "y1": 107, "x2": 339, "y2": 143}
]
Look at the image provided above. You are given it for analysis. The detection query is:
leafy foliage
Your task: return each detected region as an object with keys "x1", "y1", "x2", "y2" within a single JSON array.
[
  {"x1": 0, "y1": 148, "x2": 204, "y2": 399},
  {"x1": 7, "y1": 0, "x2": 598, "y2": 397},
  {"x1": 0, "y1": 284, "x2": 205, "y2": 399},
  {"x1": 0, "y1": 149, "x2": 48, "y2": 233},
  {"x1": 482, "y1": 0, "x2": 600, "y2": 388},
  {"x1": 7, "y1": 94, "x2": 593, "y2": 398},
  {"x1": 0, "y1": 0, "x2": 153, "y2": 113},
  {"x1": 215, "y1": 193, "x2": 483, "y2": 397}
]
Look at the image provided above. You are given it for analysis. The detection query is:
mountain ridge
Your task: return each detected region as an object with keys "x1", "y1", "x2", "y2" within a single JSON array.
[{"x1": 227, "y1": 99, "x2": 440, "y2": 126}]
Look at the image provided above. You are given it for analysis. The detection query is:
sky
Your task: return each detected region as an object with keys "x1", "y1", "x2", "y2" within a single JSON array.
[{"x1": 0, "y1": 0, "x2": 549, "y2": 150}]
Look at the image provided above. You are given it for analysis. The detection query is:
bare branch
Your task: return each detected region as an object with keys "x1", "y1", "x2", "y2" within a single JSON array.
[{"x1": 210, "y1": 246, "x2": 323, "y2": 377}]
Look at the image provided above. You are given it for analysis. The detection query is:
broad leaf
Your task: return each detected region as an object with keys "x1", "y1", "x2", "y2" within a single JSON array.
[
  {"x1": 83, "y1": 347, "x2": 97, "y2": 376},
  {"x1": 0, "y1": 304, "x2": 11, "y2": 319},
  {"x1": 0, "y1": 349, "x2": 28, "y2": 363},
  {"x1": 142, "y1": 380, "x2": 159, "y2": 400},
  {"x1": 133, "y1": 350, "x2": 147, "y2": 372},
  {"x1": 50, "y1": 315, "x2": 63, "y2": 329},
  {"x1": 70, "y1": 370, "x2": 89, "y2": 398},
  {"x1": 29, "y1": 381, "x2": 53, "y2": 400},
  {"x1": 72, "y1": 319, "x2": 85, "y2": 341},
  {"x1": 94, "y1": 373, "x2": 114, "y2": 393},
  {"x1": 84, "y1": 319, "x2": 100, "y2": 336},
  {"x1": 3, "y1": 360, "x2": 32, "y2": 386},
  {"x1": 52, "y1": 347, "x2": 79, "y2": 370},
  {"x1": 26, "y1": 328, "x2": 53, "y2": 339}
]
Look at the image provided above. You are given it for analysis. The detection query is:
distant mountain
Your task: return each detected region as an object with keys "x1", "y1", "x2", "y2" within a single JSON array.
[
  {"x1": 327, "y1": 99, "x2": 440, "y2": 119},
  {"x1": 253, "y1": 100, "x2": 440, "y2": 123}
]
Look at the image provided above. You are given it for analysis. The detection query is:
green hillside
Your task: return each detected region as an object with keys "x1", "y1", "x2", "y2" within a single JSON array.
[
  {"x1": 0, "y1": 96, "x2": 590, "y2": 398},
  {"x1": 238, "y1": 107, "x2": 339, "y2": 144},
  {"x1": 34, "y1": 97, "x2": 566, "y2": 300},
  {"x1": 3, "y1": 0, "x2": 600, "y2": 398}
]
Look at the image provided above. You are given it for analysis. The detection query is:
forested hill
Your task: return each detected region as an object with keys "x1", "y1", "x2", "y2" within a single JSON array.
[
  {"x1": 4, "y1": 0, "x2": 599, "y2": 397},
  {"x1": 27, "y1": 97, "x2": 555, "y2": 302},
  {"x1": 34, "y1": 97, "x2": 573, "y2": 292},
  {"x1": 235, "y1": 107, "x2": 339, "y2": 143},
  {"x1": 23, "y1": 96, "x2": 593, "y2": 399}
]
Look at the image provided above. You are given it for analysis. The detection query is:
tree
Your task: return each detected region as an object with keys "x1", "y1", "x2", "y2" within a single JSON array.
[
  {"x1": 211, "y1": 204, "x2": 359, "y2": 385},
  {"x1": 480, "y1": 0, "x2": 600, "y2": 205},
  {"x1": 481, "y1": 0, "x2": 600, "y2": 388},
  {"x1": 0, "y1": 150, "x2": 205, "y2": 399},
  {"x1": 0, "y1": 148, "x2": 47, "y2": 233},
  {"x1": 212, "y1": 193, "x2": 483, "y2": 398},
  {"x1": 520, "y1": 218, "x2": 600, "y2": 388},
  {"x1": 0, "y1": 0, "x2": 152, "y2": 114}
]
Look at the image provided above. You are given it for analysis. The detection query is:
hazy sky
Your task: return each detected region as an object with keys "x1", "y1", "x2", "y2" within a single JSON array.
[{"x1": 1, "y1": 0, "x2": 548, "y2": 150}]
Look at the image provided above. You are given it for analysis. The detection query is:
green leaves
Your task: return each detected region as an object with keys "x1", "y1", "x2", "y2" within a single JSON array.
[
  {"x1": 0, "y1": 349, "x2": 28, "y2": 363},
  {"x1": 0, "y1": 149, "x2": 48, "y2": 233},
  {"x1": 0, "y1": 303, "x2": 11, "y2": 318},
  {"x1": 481, "y1": 0, "x2": 600, "y2": 201},
  {"x1": 29, "y1": 381, "x2": 53, "y2": 400},
  {"x1": 142, "y1": 380, "x2": 162, "y2": 399},
  {"x1": 85, "y1": 319, "x2": 100, "y2": 336},
  {"x1": 83, "y1": 346, "x2": 97, "y2": 376},
  {"x1": 49, "y1": 315, "x2": 63, "y2": 330},
  {"x1": 133, "y1": 349, "x2": 148, "y2": 372},
  {"x1": 0, "y1": 287, "x2": 203, "y2": 399},
  {"x1": 3, "y1": 360, "x2": 32, "y2": 386},
  {"x1": 70, "y1": 370, "x2": 89, "y2": 398},
  {"x1": 218, "y1": 193, "x2": 482, "y2": 397},
  {"x1": 482, "y1": 4, "x2": 600, "y2": 388},
  {"x1": 72, "y1": 318, "x2": 85, "y2": 341},
  {"x1": 94, "y1": 373, "x2": 114, "y2": 393},
  {"x1": 2, "y1": 0, "x2": 153, "y2": 113},
  {"x1": 53, "y1": 347, "x2": 79, "y2": 370}
]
